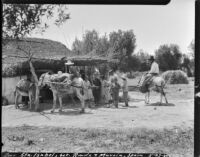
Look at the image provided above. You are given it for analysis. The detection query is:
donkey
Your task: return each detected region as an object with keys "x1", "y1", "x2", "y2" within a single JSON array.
[
  {"x1": 14, "y1": 79, "x2": 36, "y2": 109},
  {"x1": 138, "y1": 74, "x2": 168, "y2": 105},
  {"x1": 38, "y1": 72, "x2": 85, "y2": 113}
]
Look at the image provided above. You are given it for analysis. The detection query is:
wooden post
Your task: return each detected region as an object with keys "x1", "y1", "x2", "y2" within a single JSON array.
[{"x1": 29, "y1": 60, "x2": 40, "y2": 111}]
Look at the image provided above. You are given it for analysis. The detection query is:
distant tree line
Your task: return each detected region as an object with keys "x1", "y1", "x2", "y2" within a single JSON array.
[{"x1": 71, "y1": 30, "x2": 194, "y2": 76}]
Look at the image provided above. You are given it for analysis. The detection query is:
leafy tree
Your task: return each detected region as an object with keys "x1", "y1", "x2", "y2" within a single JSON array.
[
  {"x1": 82, "y1": 30, "x2": 99, "y2": 54},
  {"x1": 3, "y1": 4, "x2": 70, "y2": 111},
  {"x1": 3, "y1": 4, "x2": 70, "y2": 39},
  {"x1": 136, "y1": 49, "x2": 150, "y2": 71},
  {"x1": 155, "y1": 44, "x2": 183, "y2": 71},
  {"x1": 108, "y1": 30, "x2": 136, "y2": 70},
  {"x1": 181, "y1": 55, "x2": 193, "y2": 77},
  {"x1": 71, "y1": 38, "x2": 84, "y2": 55}
]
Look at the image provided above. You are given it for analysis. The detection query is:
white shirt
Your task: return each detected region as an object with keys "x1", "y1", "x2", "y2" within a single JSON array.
[{"x1": 149, "y1": 61, "x2": 159, "y2": 74}]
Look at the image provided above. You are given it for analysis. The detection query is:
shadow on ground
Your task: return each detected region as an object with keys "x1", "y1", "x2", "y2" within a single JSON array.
[{"x1": 146, "y1": 102, "x2": 175, "y2": 106}]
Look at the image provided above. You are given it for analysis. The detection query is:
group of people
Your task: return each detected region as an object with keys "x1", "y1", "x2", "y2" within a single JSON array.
[
  {"x1": 69, "y1": 55, "x2": 159, "y2": 108},
  {"x1": 82, "y1": 71, "x2": 129, "y2": 108}
]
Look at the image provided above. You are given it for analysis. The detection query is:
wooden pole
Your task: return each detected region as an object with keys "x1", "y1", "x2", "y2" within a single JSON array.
[{"x1": 29, "y1": 60, "x2": 40, "y2": 111}]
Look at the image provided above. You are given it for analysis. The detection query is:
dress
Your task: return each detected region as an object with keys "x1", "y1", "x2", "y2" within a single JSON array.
[
  {"x1": 84, "y1": 80, "x2": 94, "y2": 101},
  {"x1": 92, "y1": 78, "x2": 101, "y2": 104},
  {"x1": 102, "y1": 80, "x2": 111, "y2": 103}
]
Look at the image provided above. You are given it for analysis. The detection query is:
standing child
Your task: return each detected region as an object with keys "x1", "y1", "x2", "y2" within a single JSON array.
[
  {"x1": 121, "y1": 75, "x2": 129, "y2": 107},
  {"x1": 110, "y1": 77, "x2": 121, "y2": 108}
]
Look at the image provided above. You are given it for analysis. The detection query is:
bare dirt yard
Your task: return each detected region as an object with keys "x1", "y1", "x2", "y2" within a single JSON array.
[{"x1": 2, "y1": 78, "x2": 194, "y2": 156}]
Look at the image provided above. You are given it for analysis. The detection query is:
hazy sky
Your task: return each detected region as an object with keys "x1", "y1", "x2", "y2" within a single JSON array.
[{"x1": 31, "y1": 0, "x2": 195, "y2": 55}]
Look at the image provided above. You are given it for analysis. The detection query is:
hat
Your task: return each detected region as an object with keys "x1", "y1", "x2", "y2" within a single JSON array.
[
  {"x1": 148, "y1": 56, "x2": 155, "y2": 61},
  {"x1": 65, "y1": 60, "x2": 74, "y2": 66},
  {"x1": 121, "y1": 74, "x2": 126, "y2": 80}
]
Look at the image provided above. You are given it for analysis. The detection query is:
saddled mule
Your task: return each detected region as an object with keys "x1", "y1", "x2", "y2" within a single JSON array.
[
  {"x1": 38, "y1": 72, "x2": 85, "y2": 113},
  {"x1": 14, "y1": 79, "x2": 36, "y2": 109},
  {"x1": 138, "y1": 74, "x2": 168, "y2": 104}
]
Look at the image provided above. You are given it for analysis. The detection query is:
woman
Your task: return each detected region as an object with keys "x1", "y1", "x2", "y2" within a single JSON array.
[
  {"x1": 101, "y1": 75, "x2": 111, "y2": 105},
  {"x1": 83, "y1": 75, "x2": 94, "y2": 108}
]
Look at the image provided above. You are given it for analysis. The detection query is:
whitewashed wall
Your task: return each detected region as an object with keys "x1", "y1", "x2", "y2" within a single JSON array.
[{"x1": 2, "y1": 75, "x2": 27, "y2": 104}]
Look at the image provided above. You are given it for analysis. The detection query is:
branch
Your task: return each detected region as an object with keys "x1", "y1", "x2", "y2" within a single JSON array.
[{"x1": 16, "y1": 46, "x2": 29, "y2": 57}]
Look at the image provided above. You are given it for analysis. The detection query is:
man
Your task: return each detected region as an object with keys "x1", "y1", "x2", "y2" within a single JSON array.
[
  {"x1": 144, "y1": 56, "x2": 159, "y2": 85},
  {"x1": 92, "y1": 72, "x2": 101, "y2": 106},
  {"x1": 121, "y1": 75, "x2": 129, "y2": 107}
]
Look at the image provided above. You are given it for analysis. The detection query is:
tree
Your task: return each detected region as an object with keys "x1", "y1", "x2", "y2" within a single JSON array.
[
  {"x1": 82, "y1": 30, "x2": 100, "y2": 54},
  {"x1": 3, "y1": 4, "x2": 70, "y2": 39},
  {"x1": 155, "y1": 44, "x2": 183, "y2": 71},
  {"x1": 3, "y1": 4, "x2": 70, "y2": 111},
  {"x1": 188, "y1": 40, "x2": 195, "y2": 58},
  {"x1": 136, "y1": 49, "x2": 150, "y2": 71},
  {"x1": 181, "y1": 54, "x2": 193, "y2": 77},
  {"x1": 108, "y1": 29, "x2": 136, "y2": 71},
  {"x1": 71, "y1": 38, "x2": 84, "y2": 55}
]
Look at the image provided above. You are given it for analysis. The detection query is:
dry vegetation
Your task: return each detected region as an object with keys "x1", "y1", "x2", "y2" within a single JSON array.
[{"x1": 2, "y1": 126, "x2": 193, "y2": 156}]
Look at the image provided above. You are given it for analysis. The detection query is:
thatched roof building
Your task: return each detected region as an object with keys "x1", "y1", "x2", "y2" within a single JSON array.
[
  {"x1": 2, "y1": 38, "x2": 72, "y2": 77},
  {"x1": 2, "y1": 38, "x2": 119, "y2": 77}
]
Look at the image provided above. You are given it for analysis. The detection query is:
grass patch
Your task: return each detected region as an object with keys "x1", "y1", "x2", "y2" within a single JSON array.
[{"x1": 2, "y1": 126, "x2": 193, "y2": 156}]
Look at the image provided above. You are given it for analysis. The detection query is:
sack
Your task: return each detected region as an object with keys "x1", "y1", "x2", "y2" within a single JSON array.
[
  {"x1": 138, "y1": 74, "x2": 149, "y2": 93},
  {"x1": 139, "y1": 84, "x2": 149, "y2": 93}
]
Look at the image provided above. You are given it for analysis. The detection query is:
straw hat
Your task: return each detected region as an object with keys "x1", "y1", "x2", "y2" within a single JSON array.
[
  {"x1": 65, "y1": 60, "x2": 74, "y2": 66},
  {"x1": 121, "y1": 74, "x2": 126, "y2": 80}
]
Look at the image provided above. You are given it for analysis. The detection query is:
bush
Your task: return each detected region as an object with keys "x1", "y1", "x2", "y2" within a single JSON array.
[{"x1": 162, "y1": 70, "x2": 189, "y2": 84}]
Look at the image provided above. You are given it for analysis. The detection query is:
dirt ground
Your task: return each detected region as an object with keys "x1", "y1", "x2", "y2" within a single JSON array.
[
  {"x1": 1, "y1": 78, "x2": 194, "y2": 155},
  {"x1": 2, "y1": 78, "x2": 194, "y2": 130}
]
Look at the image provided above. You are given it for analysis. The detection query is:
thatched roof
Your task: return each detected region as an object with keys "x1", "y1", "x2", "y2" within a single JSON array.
[{"x1": 2, "y1": 38, "x2": 72, "y2": 77}]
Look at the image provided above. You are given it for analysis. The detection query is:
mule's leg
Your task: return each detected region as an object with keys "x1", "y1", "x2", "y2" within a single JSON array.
[
  {"x1": 58, "y1": 96, "x2": 63, "y2": 112},
  {"x1": 145, "y1": 92, "x2": 150, "y2": 104},
  {"x1": 148, "y1": 91, "x2": 150, "y2": 104},
  {"x1": 162, "y1": 88, "x2": 168, "y2": 104},
  {"x1": 160, "y1": 91, "x2": 163, "y2": 105},
  {"x1": 51, "y1": 91, "x2": 57, "y2": 113},
  {"x1": 15, "y1": 91, "x2": 20, "y2": 109},
  {"x1": 145, "y1": 93, "x2": 147, "y2": 104}
]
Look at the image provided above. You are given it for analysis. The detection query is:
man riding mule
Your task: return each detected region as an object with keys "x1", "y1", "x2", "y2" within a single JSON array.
[
  {"x1": 38, "y1": 70, "x2": 85, "y2": 113},
  {"x1": 14, "y1": 79, "x2": 36, "y2": 109},
  {"x1": 138, "y1": 56, "x2": 168, "y2": 104}
]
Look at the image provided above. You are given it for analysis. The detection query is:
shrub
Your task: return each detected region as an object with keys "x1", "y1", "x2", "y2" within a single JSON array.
[{"x1": 162, "y1": 70, "x2": 189, "y2": 84}]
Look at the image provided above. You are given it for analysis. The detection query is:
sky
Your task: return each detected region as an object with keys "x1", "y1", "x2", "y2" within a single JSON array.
[{"x1": 31, "y1": 0, "x2": 195, "y2": 55}]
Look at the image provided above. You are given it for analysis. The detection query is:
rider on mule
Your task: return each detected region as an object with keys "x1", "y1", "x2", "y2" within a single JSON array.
[{"x1": 144, "y1": 56, "x2": 159, "y2": 86}]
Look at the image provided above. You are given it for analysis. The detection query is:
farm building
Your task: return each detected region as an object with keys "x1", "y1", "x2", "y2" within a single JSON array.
[
  {"x1": 2, "y1": 38, "x2": 72, "y2": 104},
  {"x1": 2, "y1": 38, "x2": 118, "y2": 105}
]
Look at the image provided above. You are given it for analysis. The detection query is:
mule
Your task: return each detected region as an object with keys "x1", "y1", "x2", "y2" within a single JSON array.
[
  {"x1": 38, "y1": 72, "x2": 85, "y2": 113},
  {"x1": 14, "y1": 79, "x2": 36, "y2": 109},
  {"x1": 138, "y1": 74, "x2": 168, "y2": 105}
]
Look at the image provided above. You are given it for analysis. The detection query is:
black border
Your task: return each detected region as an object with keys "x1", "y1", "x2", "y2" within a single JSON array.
[
  {"x1": 194, "y1": 0, "x2": 200, "y2": 157},
  {"x1": 2, "y1": 0, "x2": 170, "y2": 5}
]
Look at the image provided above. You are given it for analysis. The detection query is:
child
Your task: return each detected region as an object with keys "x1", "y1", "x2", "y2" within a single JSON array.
[
  {"x1": 84, "y1": 75, "x2": 94, "y2": 108},
  {"x1": 121, "y1": 75, "x2": 129, "y2": 107},
  {"x1": 110, "y1": 77, "x2": 121, "y2": 108}
]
